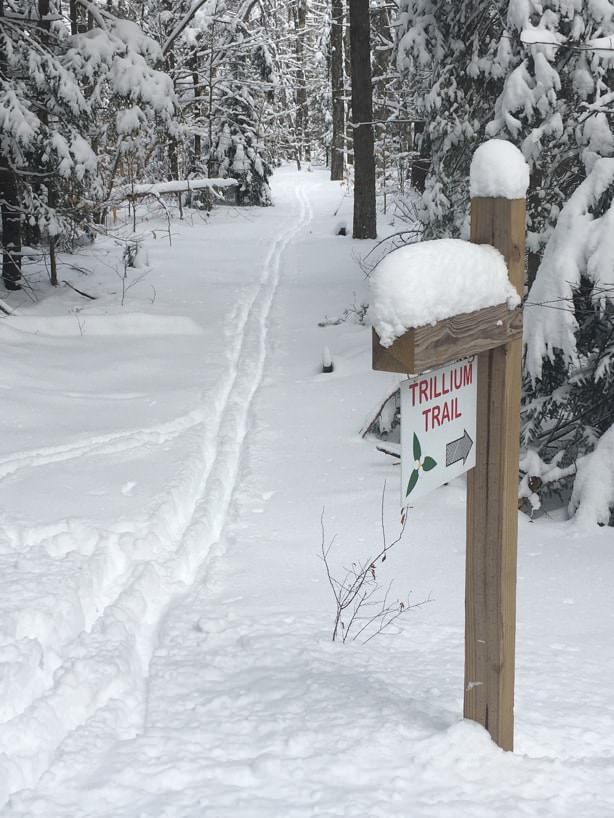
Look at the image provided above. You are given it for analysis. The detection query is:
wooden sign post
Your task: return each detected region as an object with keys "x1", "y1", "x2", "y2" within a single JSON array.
[
  {"x1": 371, "y1": 146, "x2": 526, "y2": 751},
  {"x1": 464, "y1": 196, "x2": 525, "y2": 751}
]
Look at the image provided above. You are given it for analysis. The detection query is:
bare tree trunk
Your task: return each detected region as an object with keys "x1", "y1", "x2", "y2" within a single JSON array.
[
  {"x1": 69, "y1": 0, "x2": 87, "y2": 33},
  {"x1": 0, "y1": 0, "x2": 21, "y2": 290},
  {"x1": 191, "y1": 59, "x2": 202, "y2": 168},
  {"x1": 166, "y1": 72, "x2": 179, "y2": 180},
  {"x1": 206, "y1": 17, "x2": 218, "y2": 177},
  {"x1": 38, "y1": 0, "x2": 58, "y2": 285},
  {"x1": 163, "y1": 15, "x2": 182, "y2": 216},
  {"x1": 188, "y1": 29, "x2": 205, "y2": 172},
  {"x1": 294, "y1": 0, "x2": 309, "y2": 163},
  {"x1": 330, "y1": 0, "x2": 345, "y2": 180},
  {"x1": 69, "y1": 0, "x2": 78, "y2": 33},
  {"x1": 349, "y1": 0, "x2": 376, "y2": 238},
  {"x1": 0, "y1": 164, "x2": 22, "y2": 290},
  {"x1": 411, "y1": 120, "x2": 429, "y2": 193},
  {"x1": 344, "y1": 9, "x2": 353, "y2": 166}
]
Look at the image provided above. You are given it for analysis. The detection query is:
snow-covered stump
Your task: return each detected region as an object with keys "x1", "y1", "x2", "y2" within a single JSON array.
[
  {"x1": 465, "y1": 141, "x2": 528, "y2": 753},
  {"x1": 370, "y1": 139, "x2": 529, "y2": 752}
]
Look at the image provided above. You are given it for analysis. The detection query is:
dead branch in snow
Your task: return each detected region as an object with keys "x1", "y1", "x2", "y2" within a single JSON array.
[
  {"x1": 376, "y1": 445, "x2": 400, "y2": 460},
  {"x1": 321, "y1": 484, "x2": 429, "y2": 644},
  {"x1": 64, "y1": 281, "x2": 97, "y2": 300}
]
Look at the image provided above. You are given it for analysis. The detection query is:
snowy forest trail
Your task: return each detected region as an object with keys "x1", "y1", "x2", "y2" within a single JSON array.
[
  {"x1": 0, "y1": 171, "x2": 318, "y2": 809},
  {"x1": 3, "y1": 168, "x2": 614, "y2": 818}
]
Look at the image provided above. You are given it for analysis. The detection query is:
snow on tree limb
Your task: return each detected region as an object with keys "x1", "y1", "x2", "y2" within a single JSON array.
[
  {"x1": 570, "y1": 426, "x2": 614, "y2": 526},
  {"x1": 524, "y1": 158, "x2": 614, "y2": 380}
]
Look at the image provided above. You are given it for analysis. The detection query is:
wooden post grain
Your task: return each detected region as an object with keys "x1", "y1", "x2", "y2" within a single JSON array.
[{"x1": 465, "y1": 197, "x2": 525, "y2": 751}]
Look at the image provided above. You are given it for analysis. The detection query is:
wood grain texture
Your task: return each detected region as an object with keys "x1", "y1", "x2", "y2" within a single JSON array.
[
  {"x1": 372, "y1": 304, "x2": 522, "y2": 374},
  {"x1": 464, "y1": 196, "x2": 525, "y2": 752}
]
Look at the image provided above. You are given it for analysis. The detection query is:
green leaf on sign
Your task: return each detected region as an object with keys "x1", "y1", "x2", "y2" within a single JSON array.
[
  {"x1": 422, "y1": 456, "x2": 437, "y2": 472},
  {"x1": 412, "y1": 433, "x2": 421, "y2": 461},
  {"x1": 406, "y1": 468, "x2": 419, "y2": 497}
]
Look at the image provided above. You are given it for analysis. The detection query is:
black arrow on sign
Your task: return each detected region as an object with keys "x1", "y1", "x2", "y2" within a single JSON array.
[{"x1": 446, "y1": 429, "x2": 474, "y2": 467}]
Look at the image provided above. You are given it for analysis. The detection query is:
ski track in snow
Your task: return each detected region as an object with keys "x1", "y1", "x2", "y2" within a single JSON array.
[
  {"x1": 0, "y1": 183, "x2": 314, "y2": 804},
  {"x1": 0, "y1": 412, "x2": 204, "y2": 483}
]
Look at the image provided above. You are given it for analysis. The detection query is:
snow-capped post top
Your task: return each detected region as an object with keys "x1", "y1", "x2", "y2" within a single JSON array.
[
  {"x1": 370, "y1": 238, "x2": 520, "y2": 348},
  {"x1": 470, "y1": 139, "x2": 530, "y2": 200}
]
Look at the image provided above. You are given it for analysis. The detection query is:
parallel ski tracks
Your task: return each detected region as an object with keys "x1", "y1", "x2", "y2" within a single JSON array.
[{"x1": 0, "y1": 184, "x2": 314, "y2": 802}]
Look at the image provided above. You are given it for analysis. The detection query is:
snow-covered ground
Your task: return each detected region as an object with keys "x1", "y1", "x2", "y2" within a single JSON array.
[{"x1": 1, "y1": 167, "x2": 614, "y2": 817}]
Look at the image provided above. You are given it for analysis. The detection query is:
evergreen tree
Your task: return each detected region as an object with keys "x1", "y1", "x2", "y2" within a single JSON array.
[
  {"x1": 0, "y1": 0, "x2": 96, "y2": 289},
  {"x1": 394, "y1": 1, "x2": 506, "y2": 237},
  {"x1": 523, "y1": 157, "x2": 614, "y2": 521},
  {"x1": 64, "y1": 17, "x2": 177, "y2": 215},
  {"x1": 394, "y1": 0, "x2": 614, "y2": 521}
]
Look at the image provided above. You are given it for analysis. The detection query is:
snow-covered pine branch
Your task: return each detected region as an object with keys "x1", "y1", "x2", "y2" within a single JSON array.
[{"x1": 524, "y1": 157, "x2": 614, "y2": 524}]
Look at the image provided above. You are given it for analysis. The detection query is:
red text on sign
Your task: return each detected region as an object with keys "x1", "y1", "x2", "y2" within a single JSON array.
[
  {"x1": 408, "y1": 362, "x2": 473, "y2": 407},
  {"x1": 422, "y1": 397, "x2": 462, "y2": 431}
]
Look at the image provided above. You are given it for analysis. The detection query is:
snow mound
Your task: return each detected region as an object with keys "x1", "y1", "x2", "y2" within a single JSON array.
[
  {"x1": 470, "y1": 139, "x2": 530, "y2": 199},
  {"x1": 570, "y1": 426, "x2": 614, "y2": 527},
  {"x1": 370, "y1": 238, "x2": 520, "y2": 347}
]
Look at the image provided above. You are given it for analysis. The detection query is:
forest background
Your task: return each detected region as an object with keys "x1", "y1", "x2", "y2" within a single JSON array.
[{"x1": 3, "y1": 0, "x2": 614, "y2": 524}]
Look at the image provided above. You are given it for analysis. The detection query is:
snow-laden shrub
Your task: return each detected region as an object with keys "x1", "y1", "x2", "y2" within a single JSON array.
[
  {"x1": 523, "y1": 158, "x2": 614, "y2": 524},
  {"x1": 570, "y1": 427, "x2": 614, "y2": 526},
  {"x1": 393, "y1": 0, "x2": 614, "y2": 276},
  {"x1": 210, "y1": 125, "x2": 272, "y2": 206}
]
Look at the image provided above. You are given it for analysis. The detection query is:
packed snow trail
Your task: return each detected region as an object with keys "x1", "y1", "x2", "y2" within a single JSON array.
[
  {"x1": 0, "y1": 175, "x2": 314, "y2": 804},
  {"x1": 3, "y1": 169, "x2": 614, "y2": 817}
]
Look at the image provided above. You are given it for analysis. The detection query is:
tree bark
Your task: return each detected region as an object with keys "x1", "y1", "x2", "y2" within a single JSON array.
[
  {"x1": 0, "y1": 0, "x2": 21, "y2": 289},
  {"x1": 344, "y1": 9, "x2": 353, "y2": 165},
  {"x1": 294, "y1": 0, "x2": 309, "y2": 163},
  {"x1": 330, "y1": 0, "x2": 345, "y2": 180},
  {"x1": 411, "y1": 120, "x2": 429, "y2": 193},
  {"x1": 69, "y1": 0, "x2": 87, "y2": 34},
  {"x1": 38, "y1": 0, "x2": 58, "y2": 285},
  {"x1": 191, "y1": 59, "x2": 202, "y2": 167},
  {"x1": 0, "y1": 164, "x2": 22, "y2": 291},
  {"x1": 349, "y1": 0, "x2": 376, "y2": 238}
]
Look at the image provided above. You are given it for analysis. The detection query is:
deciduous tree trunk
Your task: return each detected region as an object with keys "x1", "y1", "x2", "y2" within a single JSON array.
[
  {"x1": 0, "y1": 164, "x2": 22, "y2": 291},
  {"x1": 294, "y1": 0, "x2": 309, "y2": 164},
  {"x1": 330, "y1": 0, "x2": 345, "y2": 180},
  {"x1": 411, "y1": 120, "x2": 429, "y2": 193},
  {"x1": 344, "y1": 10, "x2": 353, "y2": 166},
  {"x1": 0, "y1": 0, "x2": 21, "y2": 290},
  {"x1": 38, "y1": 0, "x2": 58, "y2": 285},
  {"x1": 349, "y1": 0, "x2": 376, "y2": 238},
  {"x1": 69, "y1": 0, "x2": 87, "y2": 34}
]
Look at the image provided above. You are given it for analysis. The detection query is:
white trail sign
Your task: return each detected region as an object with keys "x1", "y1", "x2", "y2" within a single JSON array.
[{"x1": 400, "y1": 358, "x2": 477, "y2": 503}]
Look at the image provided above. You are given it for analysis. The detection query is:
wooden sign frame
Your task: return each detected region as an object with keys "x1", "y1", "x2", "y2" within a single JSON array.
[{"x1": 371, "y1": 196, "x2": 525, "y2": 751}]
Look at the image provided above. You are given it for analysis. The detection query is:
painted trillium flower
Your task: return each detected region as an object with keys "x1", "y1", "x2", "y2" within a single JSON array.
[{"x1": 406, "y1": 433, "x2": 437, "y2": 497}]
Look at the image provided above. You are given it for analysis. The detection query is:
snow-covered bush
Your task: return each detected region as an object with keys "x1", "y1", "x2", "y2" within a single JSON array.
[
  {"x1": 63, "y1": 19, "x2": 177, "y2": 217},
  {"x1": 394, "y1": 0, "x2": 614, "y2": 258},
  {"x1": 524, "y1": 158, "x2": 614, "y2": 523},
  {"x1": 211, "y1": 126, "x2": 272, "y2": 206},
  {"x1": 0, "y1": 0, "x2": 97, "y2": 287},
  {"x1": 394, "y1": 0, "x2": 508, "y2": 237},
  {"x1": 394, "y1": 0, "x2": 614, "y2": 524}
]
